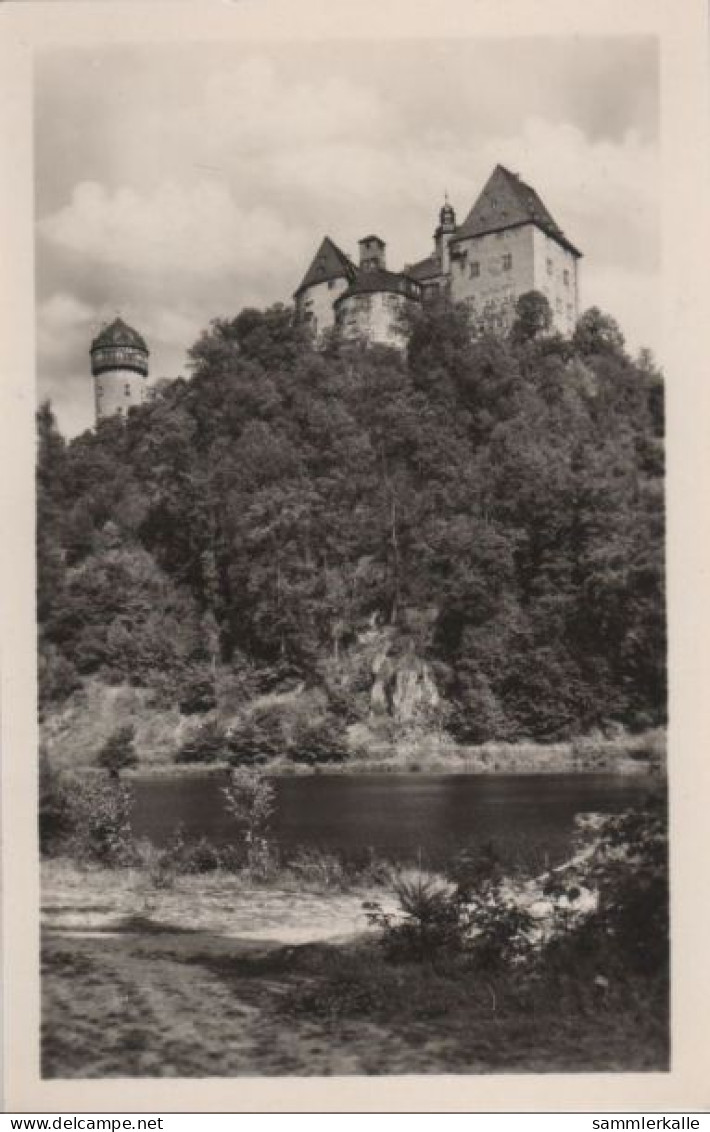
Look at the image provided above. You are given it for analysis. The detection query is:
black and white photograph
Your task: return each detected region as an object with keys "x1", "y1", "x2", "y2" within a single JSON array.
[{"x1": 3, "y1": 0, "x2": 709, "y2": 1111}]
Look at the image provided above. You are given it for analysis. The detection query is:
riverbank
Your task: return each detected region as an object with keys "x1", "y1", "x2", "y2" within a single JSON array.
[
  {"x1": 40, "y1": 677, "x2": 666, "y2": 777},
  {"x1": 119, "y1": 729, "x2": 665, "y2": 779},
  {"x1": 41, "y1": 854, "x2": 668, "y2": 1077}
]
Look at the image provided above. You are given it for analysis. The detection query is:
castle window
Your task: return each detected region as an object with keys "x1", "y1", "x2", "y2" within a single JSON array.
[
  {"x1": 546, "y1": 257, "x2": 553, "y2": 275},
  {"x1": 563, "y1": 269, "x2": 570, "y2": 286},
  {"x1": 502, "y1": 253, "x2": 512, "y2": 271},
  {"x1": 125, "y1": 384, "x2": 131, "y2": 396},
  {"x1": 469, "y1": 261, "x2": 480, "y2": 278}
]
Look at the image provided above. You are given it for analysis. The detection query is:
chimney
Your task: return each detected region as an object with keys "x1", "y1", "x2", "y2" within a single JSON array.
[{"x1": 358, "y1": 235, "x2": 386, "y2": 272}]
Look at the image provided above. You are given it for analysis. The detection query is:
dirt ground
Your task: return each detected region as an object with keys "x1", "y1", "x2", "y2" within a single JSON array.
[{"x1": 41, "y1": 860, "x2": 668, "y2": 1078}]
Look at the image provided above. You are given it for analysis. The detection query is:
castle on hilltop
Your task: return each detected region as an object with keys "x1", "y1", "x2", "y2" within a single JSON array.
[
  {"x1": 90, "y1": 166, "x2": 582, "y2": 424},
  {"x1": 294, "y1": 164, "x2": 581, "y2": 347}
]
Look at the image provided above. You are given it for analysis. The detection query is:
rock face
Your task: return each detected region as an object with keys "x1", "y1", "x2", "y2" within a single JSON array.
[{"x1": 370, "y1": 648, "x2": 440, "y2": 724}]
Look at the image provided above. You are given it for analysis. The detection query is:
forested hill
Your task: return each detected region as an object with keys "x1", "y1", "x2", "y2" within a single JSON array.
[{"x1": 37, "y1": 298, "x2": 666, "y2": 761}]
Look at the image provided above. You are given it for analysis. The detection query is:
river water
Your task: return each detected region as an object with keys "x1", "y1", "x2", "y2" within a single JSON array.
[{"x1": 131, "y1": 771, "x2": 659, "y2": 869}]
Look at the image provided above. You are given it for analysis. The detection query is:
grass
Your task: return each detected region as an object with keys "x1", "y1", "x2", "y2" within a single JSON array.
[
  {"x1": 42, "y1": 927, "x2": 668, "y2": 1078},
  {"x1": 41, "y1": 854, "x2": 668, "y2": 1078},
  {"x1": 41, "y1": 676, "x2": 666, "y2": 776}
]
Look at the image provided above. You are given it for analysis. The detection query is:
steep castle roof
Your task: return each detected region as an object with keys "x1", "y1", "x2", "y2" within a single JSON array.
[
  {"x1": 334, "y1": 268, "x2": 420, "y2": 303},
  {"x1": 453, "y1": 165, "x2": 581, "y2": 257},
  {"x1": 295, "y1": 236, "x2": 357, "y2": 295},
  {"x1": 406, "y1": 253, "x2": 444, "y2": 282},
  {"x1": 90, "y1": 317, "x2": 149, "y2": 354}
]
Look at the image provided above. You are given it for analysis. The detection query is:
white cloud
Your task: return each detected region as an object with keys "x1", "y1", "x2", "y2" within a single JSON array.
[
  {"x1": 37, "y1": 291, "x2": 94, "y2": 355},
  {"x1": 482, "y1": 118, "x2": 659, "y2": 270},
  {"x1": 35, "y1": 46, "x2": 661, "y2": 435},
  {"x1": 582, "y1": 263, "x2": 660, "y2": 356},
  {"x1": 203, "y1": 58, "x2": 391, "y2": 150},
  {"x1": 39, "y1": 179, "x2": 309, "y2": 281}
]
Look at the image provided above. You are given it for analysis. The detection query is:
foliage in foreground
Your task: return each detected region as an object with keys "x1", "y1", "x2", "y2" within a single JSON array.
[
  {"x1": 284, "y1": 794, "x2": 668, "y2": 1071},
  {"x1": 362, "y1": 791, "x2": 667, "y2": 975}
]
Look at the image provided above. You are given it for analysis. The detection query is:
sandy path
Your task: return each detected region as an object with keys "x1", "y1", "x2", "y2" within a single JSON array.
[{"x1": 42, "y1": 860, "x2": 395, "y2": 945}]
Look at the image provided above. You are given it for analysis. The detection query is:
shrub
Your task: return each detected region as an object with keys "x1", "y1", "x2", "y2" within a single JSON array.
[
  {"x1": 97, "y1": 724, "x2": 138, "y2": 778},
  {"x1": 175, "y1": 720, "x2": 228, "y2": 764},
  {"x1": 544, "y1": 791, "x2": 669, "y2": 977},
  {"x1": 38, "y1": 750, "x2": 75, "y2": 855},
  {"x1": 65, "y1": 777, "x2": 136, "y2": 866},
  {"x1": 222, "y1": 766, "x2": 276, "y2": 878},
  {"x1": 38, "y1": 644, "x2": 81, "y2": 711},
  {"x1": 226, "y1": 709, "x2": 285, "y2": 766},
  {"x1": 288, "y1": 715, "x2": 349, "y2": 765},
  {"x1": 177, "y1": 672, "x2": 217, "y2": 715},
  {"x1": 283, "y1": 847, "x2": 349, "y2": 891},
  {"x1": 365, "y1": 873, "x2": 467, "y2": 962},
  {"x1": 135, "y1": 830, "x2": 240, "y2": 887},
  {"x1": 366, "y1": 847, "x2": 534, "y2": 969}
]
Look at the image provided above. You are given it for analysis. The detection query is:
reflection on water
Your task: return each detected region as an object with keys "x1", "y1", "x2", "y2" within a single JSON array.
[{"x1": 131, "y1": 772, "x2": 659, "y2": 869}]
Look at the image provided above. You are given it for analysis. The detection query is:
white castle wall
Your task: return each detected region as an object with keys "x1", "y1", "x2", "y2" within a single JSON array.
[
  {"x1": 447, "y1": 223, "x2": 578, "y2": 335},
  {"x1": 296, "y1": 277, "x2": 350, "y2": 338},
  {"x1": 531, "y1": 227, "x2": 579, "y2": 336},
  {"x1": 95, "y1": 368, "x2": 146, "y2": 422},
  {"x1": 336, "y1": 291, "x2": 411, "y2": 347},
  {"x1": 449, "y1": 225, "x2": 537, "y2": 332}
]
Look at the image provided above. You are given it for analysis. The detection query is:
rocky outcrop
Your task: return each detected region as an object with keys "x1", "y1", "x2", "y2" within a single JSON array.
[{"x1": 370, "y1": 645, "x2": 440, "y2": 724}]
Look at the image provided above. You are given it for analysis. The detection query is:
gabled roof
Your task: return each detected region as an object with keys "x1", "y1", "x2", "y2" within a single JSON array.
[
  {"x1": 405, "y1": 253, "x2": 444, "y2": 282},
  {"x1": 294, "y1": 236, "x2": 357, "y2": 295},
  {"x1": 453, "y1": 164, "x2": 581, "y2": 257}
]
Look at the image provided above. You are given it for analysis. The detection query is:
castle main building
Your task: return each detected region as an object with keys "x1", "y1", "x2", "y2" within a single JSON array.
[
  {"x1": 90, "y1": 167, "x2": 582, "y2": 425},
  {"x1": 294, "y1": 164, "x2": 581, "y2": 345}
]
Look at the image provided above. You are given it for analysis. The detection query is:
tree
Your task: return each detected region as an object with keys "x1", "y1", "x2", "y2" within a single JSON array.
[
  {"x1": 510, "y1": 290, "x2": 553, "y2": 344},
  {"x1": 222, "y1": 766, "x2": 275, "y2": 876},
  {"x1": 37, "y1": 296, "x2": 665, "y2": 747},
  {"x1": 97, "y1": 724, "x2": 138, "y2": 778},
  {"x1": 573, "y1": 307, "x2": 625, "y2": 357}
]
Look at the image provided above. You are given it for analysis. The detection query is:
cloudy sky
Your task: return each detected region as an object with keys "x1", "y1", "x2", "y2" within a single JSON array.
[{"x1": 35, "y1": 37, "x2": 659, "y2": 437}]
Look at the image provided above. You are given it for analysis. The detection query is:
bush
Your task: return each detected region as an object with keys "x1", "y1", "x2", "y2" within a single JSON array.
[
  {"x1": 175, "y1": 720, "x2": 228, "y2": 764},
  {"x1": 135, "y1": 830, "x2": 242, "y2": 887},
  {"x1": 365, "y1": 873, "x2": 468, "y2": 962},
  {"x1": 222, "y1": 766, "x2": 276, "y2": 878},
  {"x1": 288, "y1": 715, "x2": 349, "y2": 765},
  {"x1": 65, "y1": 777, "x2": 136, "y2": 866},
  {"x1": 38, "y1": 644, "x2": 81, "y2": 711},
  {"x1": 97, "y1": 724, "x2": 138, "y2": 778},
  {"x1": 544, "y1": 791, "x2": 669, "y2": 977},
  {"x1": 226, "y1": 708, "x2": 285, "y2": 766},
  {"x1": 38, "y1": 750, "x2": 75, "y2": 855},
  {"x1": 366, "y1": 848, "x2": 534, "y2": 970},
  {"x1": 177, "y1": 672, "x2": 217, "y2": 714}
]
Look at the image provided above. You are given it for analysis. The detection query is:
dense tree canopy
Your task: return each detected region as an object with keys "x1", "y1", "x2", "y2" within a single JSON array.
[{"x1": 37, "y1": 299, "x2": 665, "y2": 741}]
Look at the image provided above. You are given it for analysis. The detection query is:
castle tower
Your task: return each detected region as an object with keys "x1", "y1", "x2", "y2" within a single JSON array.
[
  {"x1": 434, "y1": 195, "x2": 457, "y2": 275},
  {"x1": 448, "y1": 165, "x2": 581, "y2": 335},
  {"x1": 293, "y1": 236, "x2": 357, "y2": 338},
  {"x1": 90, "y1": 317, "x2": 149, "y2": 424},
  {"x1": 335, "y1": 234, "x2": 421, "y2": 347},
  {"x1": 358, "y1": 235, "x2": 386, "y2": 272}
]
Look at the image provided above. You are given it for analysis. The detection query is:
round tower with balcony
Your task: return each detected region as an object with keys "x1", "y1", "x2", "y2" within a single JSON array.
[
  {"x1": 90, "y1": 317, "x2": 149, "y2": 424},
  {"x1": 334, "y1": 235, "x2": 421, "y2": 347}
]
